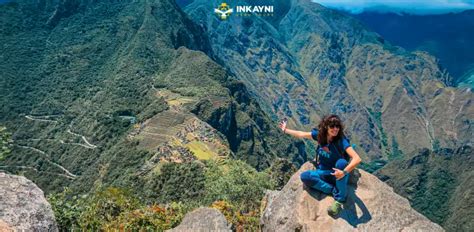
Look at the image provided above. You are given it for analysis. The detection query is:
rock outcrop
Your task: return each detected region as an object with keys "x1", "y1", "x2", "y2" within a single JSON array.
[
  {"x1": 260, "y1": 163, "x2": 444, "y2": 232},
  {"x1": 0, "y1": 172, "x2": 58, "y2": 231},
  {"x1": 167, "y1": 208, "x2": 230, "y2": 232}
]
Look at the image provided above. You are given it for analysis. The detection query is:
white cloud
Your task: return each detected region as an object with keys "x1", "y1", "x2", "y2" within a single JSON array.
[{"x1": 312, "y1": 0, "x2": 474, "y2": 14}]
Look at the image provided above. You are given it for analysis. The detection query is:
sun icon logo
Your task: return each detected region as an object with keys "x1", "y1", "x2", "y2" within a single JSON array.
[{"x1": 214, "y1": 3, "x2": 233, "y2": 20}]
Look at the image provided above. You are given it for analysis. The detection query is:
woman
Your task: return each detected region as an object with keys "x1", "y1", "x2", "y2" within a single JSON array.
[{"x1": 279, "y1": 114, "x2": 362, "y2": 216}]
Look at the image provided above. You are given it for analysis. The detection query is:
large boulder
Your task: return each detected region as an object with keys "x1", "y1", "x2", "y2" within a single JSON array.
[
  {"x1": 260, "y1": 162, "x2": 444, "y2": 231},
  {"x1": 167, "y1": 207, "x2": 230, "y2": 232},
  {"x1": 0, "y1": 172, "x2": 58, "y2": 232}
]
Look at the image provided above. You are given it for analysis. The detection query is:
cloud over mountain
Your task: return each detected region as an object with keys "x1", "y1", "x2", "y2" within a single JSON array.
[{"x1": 313, "y1": 0, "x2": 474, "y2": 14}]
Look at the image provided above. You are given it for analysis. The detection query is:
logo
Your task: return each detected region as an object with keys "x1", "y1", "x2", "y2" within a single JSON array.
[
  {"x1": 214, "y1": 2, "x2": 274, "y2": 20},
  {"x1": 318, "y1": 147, "x2": 331, "y2": 159},
  {"x1": 214, "y1": 3, "x2": 233, "y2": 20},
  {"x1": 236, "y1": 5, "x2": 274, "y2": 13}
]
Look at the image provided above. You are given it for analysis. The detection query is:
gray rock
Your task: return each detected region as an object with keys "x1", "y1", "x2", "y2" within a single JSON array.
[
  {"x1": 261, "y1": 190, "x2": 281, "y2": 213},
  {"x1": 167, "y1": 207, "x2": 231, "y2": 232},
  {"x1": 0, "y1": 172, "x2": 58, "y2": 232},
  {"x1": 260, "y1": 162, "x2": 444, "y2": 232}
]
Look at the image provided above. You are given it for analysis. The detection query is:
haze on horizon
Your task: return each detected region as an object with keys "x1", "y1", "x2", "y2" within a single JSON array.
[{"x1": 313, "y1": 0, "x2": 474, "y2": 14}]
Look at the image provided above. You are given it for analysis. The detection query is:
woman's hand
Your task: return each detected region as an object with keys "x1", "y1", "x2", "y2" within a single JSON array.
[
  {"x1": 279, "y1": 120, "x2": 287, "y2": 133},
  {"x1": 278, "y1": 120, "x2": 313, "y2": 139},
  {"x1": 332, "y1": 168, "x2": 345, "y2": 180}
]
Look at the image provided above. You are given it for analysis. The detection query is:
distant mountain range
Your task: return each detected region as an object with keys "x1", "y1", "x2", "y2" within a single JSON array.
[{"x1": 350, "y1": 10, "x2": 474, "y2": 88}]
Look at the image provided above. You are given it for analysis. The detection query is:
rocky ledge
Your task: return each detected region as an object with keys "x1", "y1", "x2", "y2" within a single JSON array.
[
  {"x1": 260, "y1": 162, "x2": 444, "y2": 232},
  {"x1": 0, "y1": 172, "x2": 58, "y2": 232}
]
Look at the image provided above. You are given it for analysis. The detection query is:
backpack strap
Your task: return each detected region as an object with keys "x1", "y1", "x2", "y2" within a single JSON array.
[
  {"x1": 334, "y1": 138, "x2": 348, "y2": 160},
  {"x1": 313, "y1": 144, "x2": 320, "y2": 166}
]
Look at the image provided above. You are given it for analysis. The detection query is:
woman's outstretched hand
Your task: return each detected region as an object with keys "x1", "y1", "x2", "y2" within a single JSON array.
[{"x1": 279, "y1": 119, "x2": 287, "y2": 133}]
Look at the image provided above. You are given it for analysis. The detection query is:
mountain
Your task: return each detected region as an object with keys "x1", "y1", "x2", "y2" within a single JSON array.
[
  {"x1": 1, "y1": 0, "x2": 472, "y2": 230},
  {"x1": 376, "y1": 146, "x2": 473, "y2": 231},
  {"x1": 459, "y1": 67, "x2": 474, "y2": 88},
  {"x1": 183, "y1": 0, "x2": 473, "y2": 165},
  {"x1": 351, "y1": 10, "x2": 474, "y2": 88},
  {"x1": 0, "y1": 0, "x2": 303, "y2": 196}
]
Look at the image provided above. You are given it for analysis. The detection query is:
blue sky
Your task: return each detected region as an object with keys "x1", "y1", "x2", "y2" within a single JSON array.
[{"x1": 312, "y1": 0, "x2": 474, "y2": 14}]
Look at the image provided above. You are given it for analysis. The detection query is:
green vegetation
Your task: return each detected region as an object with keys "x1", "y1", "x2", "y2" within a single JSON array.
[
  {"x1": 48, "y1": 159, "x2": 274, "y2": 231},
  {"x1": 367, "y1": 108, "x2": 389, "y2": 157},
  {"x1": 412, "y1": 169, "x2": 456, "y2": 224},
  {"x1": 143, "y1": 159, "x2": 273, "y2": 210},
  {"x1": 211, "y1": 200, "x2": 261, "y2": 231},
  {"x1": 265, "y1": 158, "x2": 298, "y2": 190},
  {"x1": 48, "y1": 187, "x2": 189, "y2": 231},
  {"x1": 203, "y1": 160, "x2": 273, "y2": 210},
  {"x1": 1, "y1": 2, "x2": 305, "y2": 230},
  {"x1": 0, "y1": 126, "x2": 12, "y2": 160},
  {"x1": 0, "y1": 0, "x2": 301, "y2": 195},
  {"x1": 432, "y1": 139, "x2": 441, "y2": 152},
  {"x1": 144, "y1": 161, "x2": 207, "y2": 203},
  {"x1": 389, "y1": 135, "x2": 403, "y2": 160},
  {"x1": 359, "y1": 159, "x2": 387, "y2": 173},
  {"x1": 186, "y1": 141, "x2": 216, "y2": 160},
  {"x1": 377, "y1": 147, "x2": 473, "y2": 231}
]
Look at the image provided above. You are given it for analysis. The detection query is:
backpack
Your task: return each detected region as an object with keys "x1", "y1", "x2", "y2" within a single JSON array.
[
  {"x1": 313, "y1": 137, "x2": 350, "y2": 165},
  {"x1": 313, "y1": 138, "x2": 360, "y2": 185}
]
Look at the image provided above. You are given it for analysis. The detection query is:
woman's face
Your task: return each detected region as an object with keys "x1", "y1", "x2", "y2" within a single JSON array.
[{"x1": 328, "y1": 125, "x2": 340, "y2": 138}]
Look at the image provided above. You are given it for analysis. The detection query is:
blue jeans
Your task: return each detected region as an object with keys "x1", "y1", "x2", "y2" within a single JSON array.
[{"x1": 300, "y1": 159, "x2": 349, "y2": 202}]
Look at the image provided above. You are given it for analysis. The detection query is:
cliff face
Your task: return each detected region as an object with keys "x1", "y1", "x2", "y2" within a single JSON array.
[
  {"x1": 184, "y1": 0, "x2": 473, "y2": 164},
  {"x1": 260, "y1": 163, "x2": 444, "y2": 231},
  {"x1": 0, "y1": 172, "x2": 58, "y2": 231},
  {"x1": 376, "y1": 146, "x2": 473, "y2": 232}
]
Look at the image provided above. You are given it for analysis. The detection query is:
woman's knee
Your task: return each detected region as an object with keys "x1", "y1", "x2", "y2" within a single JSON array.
[
  {"x1": 300, "y1": 171, "x2": 318, "y2": 186},
  {"x1": 300, "y1": 171, "x2": 312, "y2": 181},
  {"x1": 335, "y1": 159, "x2": 348, "y2": 170}
]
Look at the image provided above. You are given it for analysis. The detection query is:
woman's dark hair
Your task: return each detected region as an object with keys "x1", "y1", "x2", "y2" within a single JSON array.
[{"x1": 317, "y1": 114, "x2": 345, "y2": 145}]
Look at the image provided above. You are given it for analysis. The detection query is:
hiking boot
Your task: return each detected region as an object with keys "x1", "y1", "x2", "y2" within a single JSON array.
[{"x1": 327, "y1": 201, "x2": 343, "y2": 217}]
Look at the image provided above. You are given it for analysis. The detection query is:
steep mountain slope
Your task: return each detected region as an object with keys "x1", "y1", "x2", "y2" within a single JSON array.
[
  {"x1": 376, "y1": 146, "x2": 473, "y2": 231},
  {"x1": 459, "y1": 67, "x2": 474, "y2": 88},
  {"x1": 0, "y1": 0, "x2": 302, "y2": 194},
  {"x1": 184, "y1": 0, "x2": 473, "y2": 164},
  {"x1": 351, "y1": 10, "x2": 474, "y2": 87}
]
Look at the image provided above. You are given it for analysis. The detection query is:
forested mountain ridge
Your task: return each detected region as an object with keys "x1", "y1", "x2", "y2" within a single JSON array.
[{"x1": 0, "y1": 0, "x2": 302, "y2": 195}]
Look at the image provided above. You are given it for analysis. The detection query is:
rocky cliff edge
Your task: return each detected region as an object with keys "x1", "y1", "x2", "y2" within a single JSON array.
[{"x1": 260, "y1": 162, "x2": 444, "y2": 232}]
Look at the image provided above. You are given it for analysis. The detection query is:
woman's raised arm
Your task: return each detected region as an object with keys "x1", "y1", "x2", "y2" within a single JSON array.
[{"x1": 279, "y1": 120, "x2": 313, "y2": 139}]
